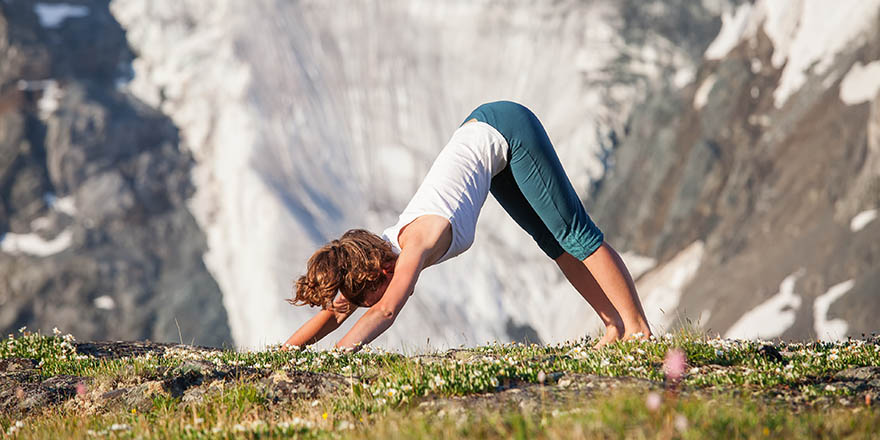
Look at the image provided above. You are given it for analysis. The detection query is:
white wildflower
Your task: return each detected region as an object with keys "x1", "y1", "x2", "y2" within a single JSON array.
[
  {"x1": 674, "y1": 414, "x2": 688, "y2": 432},
  {"x1": 109, "y1": 423, "x2": 130, "y2": 431}
]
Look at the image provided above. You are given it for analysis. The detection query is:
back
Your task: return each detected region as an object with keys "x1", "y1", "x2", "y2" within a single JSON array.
[{"x1": 381, "y1": 121, "x2": 509, "y2": 264}]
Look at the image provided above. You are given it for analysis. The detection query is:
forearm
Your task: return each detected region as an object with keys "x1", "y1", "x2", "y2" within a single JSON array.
[
  {"x1": 335, "y1": 309, "x2": 395, "y2": 351},
  {"x1": 283, "y1": 310, "x2": 340, "y2": 349}
]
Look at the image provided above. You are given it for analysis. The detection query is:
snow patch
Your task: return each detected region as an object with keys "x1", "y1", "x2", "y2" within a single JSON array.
[
  {"x1": 769, "y1": 0, "x2": 880, "y2": 108},
  {"x1": 93, "y1": 296, "x2": 116, "y2": 310},
  {"x1": 701, "y1": 0, "x2": 880, "y2": 108},
  {"x1": 704, "y1": 3, "x2": 753, "y2": 60},
  {"x1": 0, "y1": 229, "x2": 73, "y2": 257},
  {"x1": 619, "y1": 251, "x2": 657, "y2": 280},
  {"x1": 750, "y1": 58, "x2": 763, "y2": 74},
  {"x1": 30, "y1": 216, "x2": 52, "y2": 232},
  {"x1": 635, "y1": 241, "x2": 705, "y2": 331},
  {"x1": 34, "y1": 3, "x2": 89, "y2": 28},
  {"x1": 693, "y1": 74, "x2": 717, "y2": 110},
  {"x1": 44, "y1": 192, "x2": 77, "y2": 216},
  {"x1": 17, "y1": 80, "x2": 62, "y2": 119},
  {"x1": 850, "y1": 209, "x2": 877, "y2": 231},
  {"x1": 673, "y1": 67, "x2": 696, "y2": 89},
  {"x1": 725, "y1": 270, "x2": 804, "y2": 340},
  {"x1": 813, "y1": 279, "x2": 854, "y2": 341},
  {"x1": 840, "y1": 61, "x2": 880, "y2": 105}
]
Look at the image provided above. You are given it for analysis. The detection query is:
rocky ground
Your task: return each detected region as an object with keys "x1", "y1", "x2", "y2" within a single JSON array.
[{"x1": 2, "y1": 332, "x2": 879, "y2": 438}]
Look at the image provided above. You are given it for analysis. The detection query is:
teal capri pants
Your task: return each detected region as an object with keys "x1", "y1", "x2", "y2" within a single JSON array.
[{"x1": 463, "y1": 101, "x2": 604, "y2": 260}]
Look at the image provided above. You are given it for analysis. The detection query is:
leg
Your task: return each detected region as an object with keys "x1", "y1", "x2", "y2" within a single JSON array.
[
  {"x1": 554, "y1": 251, "x2": 625, "y2": 347},
  {"x1": 481, "y1": 102, "x2": 650, "y2": 344},
  {"x1": 580, "y1": 243, "x2": 652, "y2": 340},
  {"x1": 490, "y1": 168, "x2": 624, "y2": 345}
]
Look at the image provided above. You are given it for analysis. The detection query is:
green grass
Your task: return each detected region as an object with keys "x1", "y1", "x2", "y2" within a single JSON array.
[{"x1": 2, "y1": 327, "x2": 879, "y2": 438}]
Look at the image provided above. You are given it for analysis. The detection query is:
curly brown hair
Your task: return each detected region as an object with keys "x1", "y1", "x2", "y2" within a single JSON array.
[{"x1": 289, "y1": 229, "x2": 397, "y2": 312}]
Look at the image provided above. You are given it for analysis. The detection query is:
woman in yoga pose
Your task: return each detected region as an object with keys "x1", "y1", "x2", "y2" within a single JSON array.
[{"x1": 284, "y1": 101, "x2": 651, "y2": 351}]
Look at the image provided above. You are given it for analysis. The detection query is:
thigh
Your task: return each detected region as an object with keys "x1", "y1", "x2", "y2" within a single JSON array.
[
  {"x1": 490, "y1": 166, "x2": 565, "y2": 259},
  {"x1": 505, "y1": 117, "x2": 604, "y2": 261}
]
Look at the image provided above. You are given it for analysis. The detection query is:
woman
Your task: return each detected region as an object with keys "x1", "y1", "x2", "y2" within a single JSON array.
[{"x1": 284, "y1": 101, "x2": 651, "y2": 351}]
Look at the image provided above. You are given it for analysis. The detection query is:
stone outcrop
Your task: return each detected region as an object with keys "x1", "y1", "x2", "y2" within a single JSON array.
[{"x1": 0, "y1": 1, "x2": 231, "y2": 346}]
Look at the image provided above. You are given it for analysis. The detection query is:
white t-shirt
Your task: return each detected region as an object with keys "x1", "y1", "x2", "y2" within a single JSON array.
[{"x1": 381, "y1": 121, "x2": 510, "y2": 264}]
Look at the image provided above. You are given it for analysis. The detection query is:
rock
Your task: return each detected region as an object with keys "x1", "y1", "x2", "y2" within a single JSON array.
[
  {"x1": 181, "y1": 387, "x2": 205, "y2": 404},
  {"x1": 0, "y1": 358, "x2": 38, "y2": 372},
  {"x1": 0, "y1": 373, "x2": 88, "y2": 415},
  {"x1": 834, "y1": 366, "x2": 880, "y2": 382},
  {"x1": 101, "y1": 389, "x2": 126, "y2": 400},
  {"x1": 264, "y1": 370, "x2": 347, "y2": 402},
  {"x1": 162, "y1": 368, "x2": 204, "y2": 398},
  {"x1": 757, "y1": 345, "x2": 786, "y2": 364}
]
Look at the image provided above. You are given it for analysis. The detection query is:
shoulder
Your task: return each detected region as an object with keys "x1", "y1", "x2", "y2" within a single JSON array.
[{"x1": 399, "y1": 215, "x2": 453, "y2": 265}]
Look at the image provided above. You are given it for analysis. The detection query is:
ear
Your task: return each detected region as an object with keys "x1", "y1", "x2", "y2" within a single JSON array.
[{"x1": 381, "y1": 261, "x2": 395, "y2": 276}]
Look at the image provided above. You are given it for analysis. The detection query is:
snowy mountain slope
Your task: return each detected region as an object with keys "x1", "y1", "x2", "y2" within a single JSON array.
[{"x1": 110, "y1": 0, "x2": 727, "y2": 349}]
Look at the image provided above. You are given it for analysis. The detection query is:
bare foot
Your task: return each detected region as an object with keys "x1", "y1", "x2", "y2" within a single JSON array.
[
  {"x1": 593, "y1": 323, "x2": 624, "y2": 349},
  {"x1": 623, "y1": 325, "x2": 653, "y2": 341}
]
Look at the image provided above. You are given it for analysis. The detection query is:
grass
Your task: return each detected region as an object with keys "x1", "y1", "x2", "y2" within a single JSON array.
[{"x1": 2, "y1": 327, "x2": 879, "y2": 438}]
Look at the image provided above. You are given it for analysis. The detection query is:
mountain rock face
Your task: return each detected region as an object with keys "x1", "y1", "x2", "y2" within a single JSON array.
[
  {"x1": 0, "y1": 0, "x2": 231, "y2": 346},
  {"x1": 591, "y1": 0, "x2": 880, "y2": 340}
]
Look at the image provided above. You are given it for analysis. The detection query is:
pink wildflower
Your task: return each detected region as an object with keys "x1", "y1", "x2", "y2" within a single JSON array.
[
  {"x1": 663, "y1": 348, "x2": 687, "y2": 383},
  {"x1": 645, "y1": 392, "x2": 662, "y2": 411}
]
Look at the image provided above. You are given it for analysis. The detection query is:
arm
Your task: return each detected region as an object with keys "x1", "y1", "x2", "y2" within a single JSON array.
[
  {"x1": 282, "y1": 297, "x2": 358, "y2": 349},
  {"x1": 334, "y1": 249, "x2": 425, "y2": 351}
]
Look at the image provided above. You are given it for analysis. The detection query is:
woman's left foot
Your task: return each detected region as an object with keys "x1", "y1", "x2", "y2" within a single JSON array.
[{"x1": 593, "y1": 322, "x2": 624, "y2": 349}]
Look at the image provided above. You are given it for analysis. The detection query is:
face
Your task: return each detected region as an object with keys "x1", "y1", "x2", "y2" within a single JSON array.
[{"x1": 348, "y1": 267, "x2": 393, "y2": 307}]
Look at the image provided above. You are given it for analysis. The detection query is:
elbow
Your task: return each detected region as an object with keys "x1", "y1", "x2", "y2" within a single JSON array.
[{"x1": 373, "y1": 307, "x2": 396, "y2": 322}]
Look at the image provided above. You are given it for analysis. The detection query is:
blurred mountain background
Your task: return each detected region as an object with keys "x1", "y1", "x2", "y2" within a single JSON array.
[{"x1": 1, "y1": 0, "x2": 878, "y2": 350}]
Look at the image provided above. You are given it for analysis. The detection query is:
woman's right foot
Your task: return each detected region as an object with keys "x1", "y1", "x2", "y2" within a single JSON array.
[{"x1": 623, "y1": 322, "x2": 653, "y2": 341}]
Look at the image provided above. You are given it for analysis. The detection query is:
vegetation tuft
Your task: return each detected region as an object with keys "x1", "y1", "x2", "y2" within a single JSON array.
[{"x1": 2, "y1": 327, "x2": 879, "y2": 438}]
